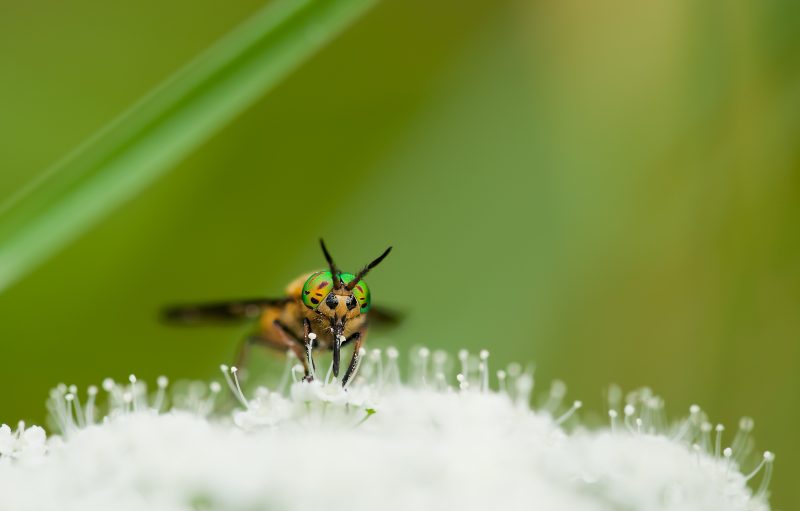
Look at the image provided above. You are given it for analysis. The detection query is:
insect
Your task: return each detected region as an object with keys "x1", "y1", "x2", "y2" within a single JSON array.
[{"x1": 163, "y1": 239, "x2": 395, "y2": 387}]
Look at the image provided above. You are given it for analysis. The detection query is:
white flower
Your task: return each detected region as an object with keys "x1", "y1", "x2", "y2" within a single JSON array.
[
  {"x1": 0, "y1": 348, "x2": 774, "y2": 511},
  {"x1": 0, "y1": 422, "x2": 47, "y2": 466}
]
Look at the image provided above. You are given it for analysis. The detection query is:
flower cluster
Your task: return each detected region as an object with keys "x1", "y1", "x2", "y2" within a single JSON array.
[
  {"x1": 0, "y1": 347, "x2": 774, "y2": 511},
  {"x1": 0, "y1": 422, "x2": 46, "y2": 466}
]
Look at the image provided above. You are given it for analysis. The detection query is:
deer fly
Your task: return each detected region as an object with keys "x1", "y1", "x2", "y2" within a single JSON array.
[{"x1": 163, "y1": 239, "x2": 396, "y2": 387}]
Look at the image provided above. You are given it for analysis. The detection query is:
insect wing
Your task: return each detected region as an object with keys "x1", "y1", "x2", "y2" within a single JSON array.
[
  {"x1": 367, "y1": 305, "x2": 404, "y2": 328},
  {"x1": 162, "y1": 297, "x2": 290, "y2": 324}
]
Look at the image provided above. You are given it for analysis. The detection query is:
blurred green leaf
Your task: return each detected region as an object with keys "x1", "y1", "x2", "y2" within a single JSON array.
[{"x1": 0, "y1": 0, "x2": 376, "y2": 293}]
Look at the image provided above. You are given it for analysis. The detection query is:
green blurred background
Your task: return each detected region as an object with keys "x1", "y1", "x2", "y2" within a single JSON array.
[{"x1": 1, "y1": 0, "x2": 798, "y2": 507}]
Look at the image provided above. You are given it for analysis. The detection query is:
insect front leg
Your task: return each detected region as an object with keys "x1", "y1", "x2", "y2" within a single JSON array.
[
  {"x1": 341, "y1": 332, "x2": 360, "y2": 347},
  {"x1": 302, "y1": 318, "x2": 316, "y2": 381},
  {"x1": 341, "y1": 328, "x2": 367, "y2": 388}
]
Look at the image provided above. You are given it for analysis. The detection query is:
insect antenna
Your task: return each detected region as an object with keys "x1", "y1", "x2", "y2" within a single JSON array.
[
  {"x1": 319, "y1": 238, "x2": 342, "y2": 288},
  {"x1": 346, "y1": 246, "x2": 392, "y2": 290}
]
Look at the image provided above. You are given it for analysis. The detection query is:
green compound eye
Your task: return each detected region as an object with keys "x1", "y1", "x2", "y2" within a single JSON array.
[
  {"x1": 301, "y1": 271, "x2": 371, "y2": 312},
  {"x1": 339, "y1": 272, "x2": 371, "y2": 312},
  {"x1": 301, "y1": 271, "x2": 334, "y2": 309}
]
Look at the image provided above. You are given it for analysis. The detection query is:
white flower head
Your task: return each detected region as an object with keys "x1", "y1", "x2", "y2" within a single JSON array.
[{"x1": 0, "y1": 347, "x2": 775, "y2": 511}]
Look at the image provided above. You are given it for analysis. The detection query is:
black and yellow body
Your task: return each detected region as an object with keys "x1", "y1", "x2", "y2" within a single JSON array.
[{"x1": 164, "y1": 240, "x2": 395, "y2": 386}]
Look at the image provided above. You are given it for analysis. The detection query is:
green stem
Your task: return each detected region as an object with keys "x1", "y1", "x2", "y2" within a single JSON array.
[{"x1": 0, "y1": 0, "x2": 377, "y2": 293}]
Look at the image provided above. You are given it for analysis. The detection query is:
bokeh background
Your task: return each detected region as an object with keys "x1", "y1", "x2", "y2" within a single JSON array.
[{"x1": 1, "y1": 0, "x2": 798, "y2": 507}]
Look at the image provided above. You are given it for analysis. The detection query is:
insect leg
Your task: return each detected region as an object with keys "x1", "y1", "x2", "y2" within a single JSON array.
[
  {"x1": 341, "y1": 328, "x2": 367, "y2": 387},
  {"x1": 302, "y1": 318, "x2": 316, "y2": 380},
  {"x1": 271, "y1": 320, "x2": 311, "y2": 376},
  {"x1": 273, "y1": 320, "x2": 304, "y2": 345},
  {"x1": 332, "y1": 323, "x2": 343, "y2": 379},
  {"x1": 332, "y1": 332, "x2": 362, "y2": 378},
  {"x1": 341, "y1": 332, "x2": 360, "y2": 347}
]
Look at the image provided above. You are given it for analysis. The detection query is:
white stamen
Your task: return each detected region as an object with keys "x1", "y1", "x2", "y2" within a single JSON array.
[
  {"x1": 756, "y1": 452, "x2": 775, "y2": 498},
  {"x1": 434, "y1": 372, "x2": 447, "y2": 391},
  {"x1": 700, "y1": 421, "x2": 712, "y2": 451},
  {"x1": 544, "y1": 380, "x2": 567, "y2": 414},
  {"x1": 555, "y1": 401, "x2": 582, "y2": 426},
  {"x1": 195, "y1": 381, "x2": 219, "y2": 416},
  {"x1": 497, "y1": 370, "x2": 507, "y2": 393},
  {"x1": 324, "y1": 357, "x2": 335, "y2": 385},
  {"x1": 744, "y1": 451, "x2": 773, "y2": 482},
  {"x1": 732, "y1": 417, "x2": 755, "y2": 464},
  {"x1": 153, "y1": 376, "x2": 169, "y2": 411},
  {"x1": 714, "y1": 424, "x2": 724, "y2": 458},
  {"x1": 369, "y1": 349, "x2": 384, "y2": 386},
  {"x1": 624, "y1": 404, "x2": 637, "y2": 433},
  {"x1": 290, "y1": 364, "x2": 304, "y2": 384},
  {"x1": 514, "y1": 373, "x2": 534, "y2": 407},
  {"x1": 277, "y1": 350, "x2": 296, "y2": 394},
  {"x1": 383, "y1": 347, "x2": 401, "y2": 386},
  {"x1": 343, "y1": 348, "x2": 367, "y2": 390},
  {"x1": 220, "y1": 365, "x2": 249, "y2": 409},
  {"x1": 85, "y1": 385, "x2": 98, "y2": 425},
  {"x1": 458, "y1": 349, "x2": 469, "y2": 377},
  {"x1": 417, "y1": 347, "x2": 431, "y2": 386},
  {"x1": 479, "y1": 350, "x2": 490, "y2": 393}
]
